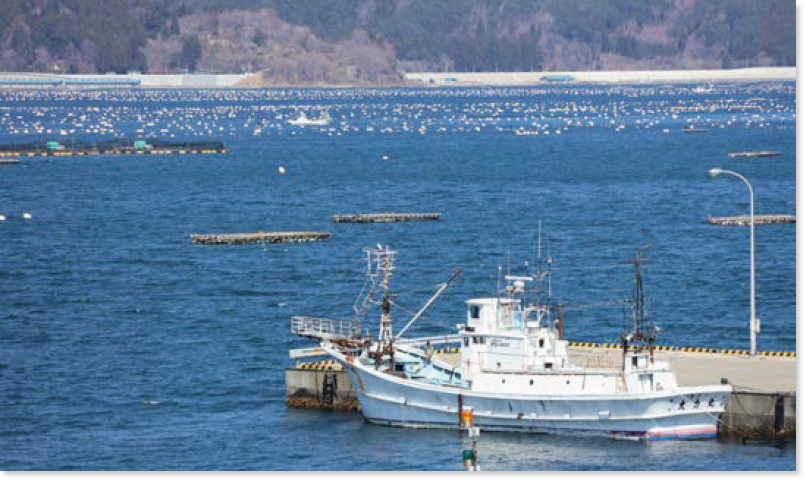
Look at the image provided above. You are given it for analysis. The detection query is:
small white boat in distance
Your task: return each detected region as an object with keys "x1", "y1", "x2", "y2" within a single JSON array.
[
  {"x1": 300, "y1": 245, "x2": 732, "y2": 441},
  {"x1": 288, "y1": 111, "x2": 332, "y2": 126}
]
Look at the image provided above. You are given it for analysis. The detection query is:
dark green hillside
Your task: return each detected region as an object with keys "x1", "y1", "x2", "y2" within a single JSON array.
[
  {"x1": 0, "y1": 0, "x2": 174, "y2": 72},
  {"x1": 0, "y1": 0, "x2": 794, "y2": 75}
]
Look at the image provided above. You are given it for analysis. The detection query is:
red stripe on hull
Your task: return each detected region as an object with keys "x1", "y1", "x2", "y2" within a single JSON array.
[{"x1": 646, "y1": 425, "x2": 717, "y2": 439}]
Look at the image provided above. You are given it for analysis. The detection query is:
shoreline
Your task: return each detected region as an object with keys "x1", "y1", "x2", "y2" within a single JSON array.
[
  {"x1": 0, "y1": 67, "x2": 795, "y2": 89},
  {"x1": 404, "y1": 67, "x2": 796, "y2": 86}
]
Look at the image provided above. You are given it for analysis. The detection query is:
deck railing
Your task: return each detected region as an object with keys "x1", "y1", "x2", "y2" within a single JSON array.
[
  {"x1": 395, "y1": 334, "x2": 463, "y2": 348},
  {"x1": 291, "y1": 316, "x2": 359, "y2": 340}
]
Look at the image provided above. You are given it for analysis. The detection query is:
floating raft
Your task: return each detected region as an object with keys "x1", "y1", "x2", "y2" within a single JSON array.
[
  {"x1": 331, "y1": 213, "x2": 441, "y2": 223},
  {"x1": 728, "y1": 151, "x2": 781, "y2": 158},
  {"x1": 0, "y1": 158, "x2": 21, "y2": 165},
  {"x1": 0, "y1": 139, "x2": 228, "y2": 158},
  {"x1": 709, "y1": 214, "x2": 795, "y2": 226},
  {"x1": 191, "y1": 231, "x2": 329, "y2": 245},
  {"x1": 682, "y1": 127, "x2": 707, "y2": 133}
]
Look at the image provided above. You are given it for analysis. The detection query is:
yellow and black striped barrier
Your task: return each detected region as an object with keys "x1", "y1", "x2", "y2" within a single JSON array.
[
  {"x1": 295, "y1": 346, "x2": 794, "y2": 369},
  {"x1": 568, "y1": 342, "x2": 795, "y2": 358},
  {"x1": 295, "y1": 349, "x2": 465, "y2": 371},
  {"x1": 296, "y1": 360, "x2": 343, "y2": 371},
  {"x1": 759, "y1": 351, "x2": 796, "y2": 358}
]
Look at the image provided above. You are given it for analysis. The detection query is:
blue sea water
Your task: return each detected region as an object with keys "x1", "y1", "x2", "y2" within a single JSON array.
[{"x1": 0, "y1": 84, "x2": 795, "y2": 470}]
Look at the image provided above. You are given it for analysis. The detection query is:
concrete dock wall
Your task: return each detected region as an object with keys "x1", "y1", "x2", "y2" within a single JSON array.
[
  {"x1": 285, "y1": 367, "x2": 358, "y2": 411},
  {"x1": 720, "y1": 392, "x2": 796, "y2": 440}
]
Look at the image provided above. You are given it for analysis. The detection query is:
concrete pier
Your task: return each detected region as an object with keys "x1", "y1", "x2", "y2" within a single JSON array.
[
  {"x1": 331, "y1": 213, "x2": 441, "y2": 223},
  {"x1": 191, "y1": 231, "x2": 329, "y2": 245},
  {"x1": 564, "y1": 346, "x2": 795, "y2": 390},
  {"x1": 717, "y1": 391, "x2": 795, "y2": 441},
  {"x1": 285, "y1": 343, "x2": 795, "y2": 440},
  {"x1": 285, "y1": 361, "x2": 358, "y2": 411},
  {"x1": 708, "y1": 215, "x2": 795, "y2": 226}
]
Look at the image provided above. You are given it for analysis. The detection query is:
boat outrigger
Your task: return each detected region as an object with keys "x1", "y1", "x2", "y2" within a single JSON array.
[{"x1": 292, "y1": 245, "x2": 731, "y2": 441}]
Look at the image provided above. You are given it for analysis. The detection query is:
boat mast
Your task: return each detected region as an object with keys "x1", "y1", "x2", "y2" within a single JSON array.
[
  {"x1": 365, "y1": 245, "x2": 397, "y2": 362},
  {"x1": 546, "y1": 252, "x2": 553, "y2": 315},
  {"x1": 536, "y1": 221, "x2": 542, "y2": 309},
  {"x1": 621, "y1": 248, "x2": 656, "y2": 365}
]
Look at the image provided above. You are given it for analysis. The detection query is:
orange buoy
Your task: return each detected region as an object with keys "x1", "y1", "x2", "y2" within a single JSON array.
[{"x1": 460, "y1": 407, "x2": 474, "y2": 429}]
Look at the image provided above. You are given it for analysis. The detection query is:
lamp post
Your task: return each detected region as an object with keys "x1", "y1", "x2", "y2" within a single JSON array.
[{"x1": 709, "y1": 168, "x2": 757, "y2": 356}]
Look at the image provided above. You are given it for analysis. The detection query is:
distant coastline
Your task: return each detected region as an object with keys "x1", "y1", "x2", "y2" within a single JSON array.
[
  {"x1": 404, "y1": 67, "x2": 796, "y2": 86},
  {"x1": 0, "y1": 67, "x2": 794, "y2": 89}
]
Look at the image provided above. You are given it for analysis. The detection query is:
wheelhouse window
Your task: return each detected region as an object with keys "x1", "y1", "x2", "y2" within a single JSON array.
[{"x1": 469, "y1": 305, "x2": 481, "y2": 319}]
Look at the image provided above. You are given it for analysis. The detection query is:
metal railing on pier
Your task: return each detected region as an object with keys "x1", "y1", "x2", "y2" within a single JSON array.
[{"x1": 291, "y1": 316, "x2": 359, "y2": 340}]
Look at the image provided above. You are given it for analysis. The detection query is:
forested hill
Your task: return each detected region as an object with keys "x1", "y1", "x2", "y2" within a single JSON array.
[{"x1": 0, "y1": 0, "x2": 794, "y2": 83}]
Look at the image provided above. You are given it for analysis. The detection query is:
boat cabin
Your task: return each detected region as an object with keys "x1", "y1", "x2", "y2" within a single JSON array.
[{"x1": 459, "y1": 297, "x2": 569, "y2": 382}]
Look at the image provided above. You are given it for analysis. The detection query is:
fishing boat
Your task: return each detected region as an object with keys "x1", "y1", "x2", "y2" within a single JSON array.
[
  {"x1": 288, "y1": 111, "x2": 332, "y2": 126},
  {"x1": 298, "y1": 245, "x2": 731, "y2": 441}
]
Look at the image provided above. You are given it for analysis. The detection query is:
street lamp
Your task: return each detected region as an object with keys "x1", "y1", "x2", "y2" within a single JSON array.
[{"x1": 709, "y1": 167, "x2": 758, "y2": 356}]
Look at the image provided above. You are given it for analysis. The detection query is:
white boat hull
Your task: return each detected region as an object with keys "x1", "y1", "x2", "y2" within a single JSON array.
[{"x1": 336, "y1": 353, "x2": 730, "y2": 441}]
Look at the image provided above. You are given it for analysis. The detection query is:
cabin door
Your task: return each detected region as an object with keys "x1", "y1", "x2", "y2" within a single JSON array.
[{"x1": 638, "y1": 373, "x2": 654, "y2": 393}]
